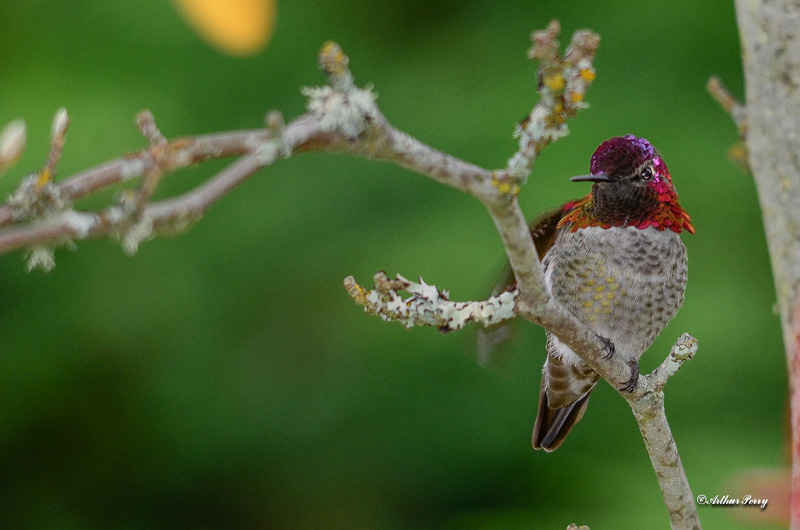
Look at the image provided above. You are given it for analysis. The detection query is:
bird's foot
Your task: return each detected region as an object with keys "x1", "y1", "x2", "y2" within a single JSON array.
[
  {"x1": 618, "y1": 358, "x2": 640, "y2": 393},
  {"x1": 597, "y1": 335, "x2": 615, "y2": 359}
]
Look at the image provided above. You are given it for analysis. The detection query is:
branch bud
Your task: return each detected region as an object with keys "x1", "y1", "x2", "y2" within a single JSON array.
[
  {"x1": 0, "y1": 119, "x2": 26, "y2": 172},
  {"x1": 51, "y1": 107, "x2": 70, "y2": 141}
]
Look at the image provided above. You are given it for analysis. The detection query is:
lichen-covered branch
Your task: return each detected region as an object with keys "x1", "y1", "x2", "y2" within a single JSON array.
[
  {"x1": 344, "y1": 273, "x2": 518, "y2": 332},
  {"x1": 648, "y1": 333, "x2": 699, "y2": 390},
  {"x1": 348, "y1": 270, "x2": 698, "y2": 392},
  {"x1": 348, "y1": 268, "x2": 700, "y2": 528},
  {"x1": 631, "y1": 386, "x2": 698, "y2": 529},
  {"x1": 631, "y1": 334, "x2": 700, "y2": 530},
  {"x1": 331, "y1": 24, "x2": 698, "y2": 528},
  {"x1": 503, "y1": 21, "x2": 599, "y2": 181}
]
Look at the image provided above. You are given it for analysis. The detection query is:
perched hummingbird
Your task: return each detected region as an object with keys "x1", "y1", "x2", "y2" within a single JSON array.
[{"x1": 529, "y1": 135, "x2": 694, "y2": 451}]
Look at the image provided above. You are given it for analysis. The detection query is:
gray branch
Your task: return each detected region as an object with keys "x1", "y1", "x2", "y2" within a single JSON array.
[{"x1": 332, "y1": 25, "x2": 699, "y2": 528}]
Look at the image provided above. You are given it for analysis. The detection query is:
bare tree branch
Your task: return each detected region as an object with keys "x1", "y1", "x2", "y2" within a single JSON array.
[
  {"x1": 328, "y1": 24, "x2": 699, "y2": 528},
  {"x1": 0, "y1": 113, "x2": 325, "y2": 263}
]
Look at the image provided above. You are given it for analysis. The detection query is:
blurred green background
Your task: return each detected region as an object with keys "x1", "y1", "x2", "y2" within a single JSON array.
[{"x1": 0, "y1": 1, "x2": 783, "y2": 529}]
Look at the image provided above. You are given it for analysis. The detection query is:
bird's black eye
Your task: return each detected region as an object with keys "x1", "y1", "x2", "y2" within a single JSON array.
[{"x1": 640, "y1": 167, "x2": 654, "y2": 181}]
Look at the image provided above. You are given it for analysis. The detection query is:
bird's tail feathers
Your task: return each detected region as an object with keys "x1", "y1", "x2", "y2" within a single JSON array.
[
  {"x1": 532, "y1": 382, "x2": 593, "y2": 451},
  {"x1": 532, "y1": 357, "x2": 599, "y2": 451}
]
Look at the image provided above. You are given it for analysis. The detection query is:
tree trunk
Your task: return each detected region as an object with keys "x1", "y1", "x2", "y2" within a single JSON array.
[{"x1": 735, "y1": 1, "x2": 800, "y2": 526}]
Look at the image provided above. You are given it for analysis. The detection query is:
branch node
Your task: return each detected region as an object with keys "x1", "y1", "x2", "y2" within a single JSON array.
[
  {"x1": 8, "y1": 109, "x2": 72, "y2": 244},
  {"x1": 264, "y1": 110, "x2": 292, "y2": 159},
  {"x1": 109, "y1": 191, "x2": 155, "y2": 255},
  {"x1": 301, "y1": 83, "x2": 377, "y2": 138},
  {"x1": 5, "y1": 112, "x2": 81, "y2": 271},
  {"x1": 129, "y1": 111, "x2": 173, "y2": 214},
  {"x1": 647, "y1": 332, "x2": 699, "y2": 390},
  {"x1": 9, "y1": 173, "x2": 71, "y2": 222},
  {"x1": 302, "y1": 43, "x2": 378, "y2": 139},
  {"x1": 491, "y1": 171, "x2": 522, "y2": 197}
]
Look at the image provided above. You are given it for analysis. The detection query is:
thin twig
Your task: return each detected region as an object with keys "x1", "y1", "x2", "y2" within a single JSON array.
[
  {"x1": 39, "y1": 108, "x2": 70, "y2": 189},
  {"x1": 649, "y1": 333, "x2": 699, "y2": 390},
  {"x1": 707, "y1": 77, "x2": 746, "y2": 133},
  {"x1": 503, "y1": 22, "x2": 599, "y2": 181},
  {"x1": 136, "y1": 110, "x2": 167, "y2": 146},
  {"x1": 707, "y1": 77, "x2": 750, "y2": 172}
]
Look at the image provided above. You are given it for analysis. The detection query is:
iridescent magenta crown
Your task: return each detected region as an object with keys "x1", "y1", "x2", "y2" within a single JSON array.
[{"x1": 590, "y1": 135, "x2": 655, "y2": 177}]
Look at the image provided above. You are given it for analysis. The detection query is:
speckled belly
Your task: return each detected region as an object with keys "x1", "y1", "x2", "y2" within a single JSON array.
[{"x1": 543, "y1": 226, "x2": 688, "y2": 360}]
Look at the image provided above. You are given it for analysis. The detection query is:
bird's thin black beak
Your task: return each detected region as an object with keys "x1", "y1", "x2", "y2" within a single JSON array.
[{"x1": 570, "y1": 173, "x2": 611, "y2": 183}]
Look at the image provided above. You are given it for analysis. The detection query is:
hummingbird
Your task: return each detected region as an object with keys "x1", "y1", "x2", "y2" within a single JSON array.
[{"x1": 529, "y1": 135, "x2": 694, "y2": 451}]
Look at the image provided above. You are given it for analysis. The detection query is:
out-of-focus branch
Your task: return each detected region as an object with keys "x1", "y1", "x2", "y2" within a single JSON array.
[
  {"x1": 0, "y1": 119, "x2": 26, "y2": 177},
  {"x1": 707, "y1": 77, "x2": 749, "y2": 172},
  {"x1": 707, "y1": 76, "x2": 746, "y2": 133},
  {"x1": 0, "y1": 108, "x2": 327, "y2": 267}
]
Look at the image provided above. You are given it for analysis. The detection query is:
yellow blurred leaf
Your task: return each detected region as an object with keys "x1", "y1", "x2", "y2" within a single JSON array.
[{"x1": 173, "y1": 0, "x2": 276, "y2": 56}]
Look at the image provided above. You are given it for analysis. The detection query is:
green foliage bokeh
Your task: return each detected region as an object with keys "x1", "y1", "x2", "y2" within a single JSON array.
[{"x1": 0, "y1": 1, "x2": 782, "y2": 529}]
